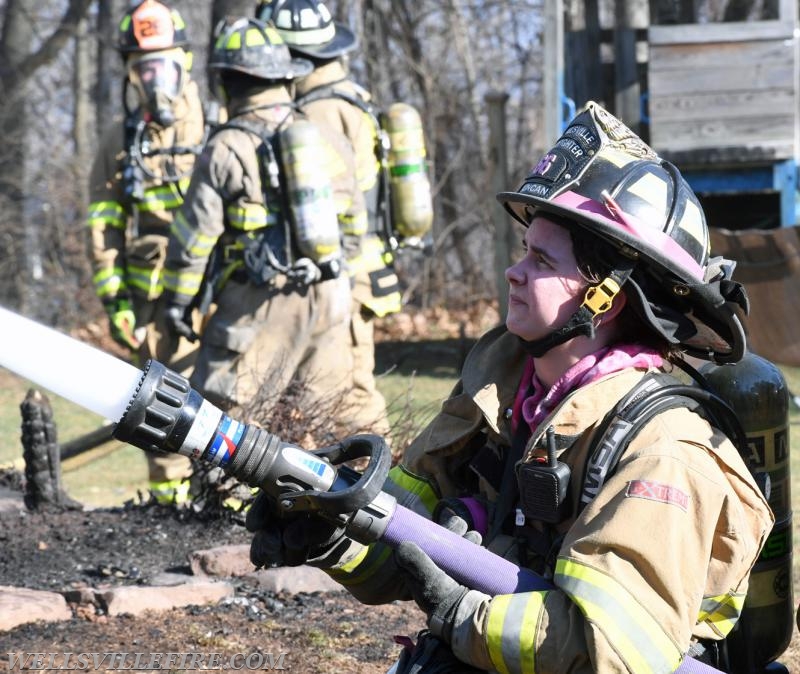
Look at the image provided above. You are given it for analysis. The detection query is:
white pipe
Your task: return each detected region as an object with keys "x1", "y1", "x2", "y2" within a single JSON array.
[{"x1": 0, "y1": 306, "x2": 142, "y2": 422}]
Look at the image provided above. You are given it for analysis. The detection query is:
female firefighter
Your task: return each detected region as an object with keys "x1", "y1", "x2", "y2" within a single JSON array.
[{"x1": 246, "y1": 102, "x2": 774, "y2": 673}]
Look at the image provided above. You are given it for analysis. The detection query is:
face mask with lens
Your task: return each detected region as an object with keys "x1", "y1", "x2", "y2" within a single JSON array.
[{"x1": 127, "y1": 49, "x2": 187, "y2": 126}]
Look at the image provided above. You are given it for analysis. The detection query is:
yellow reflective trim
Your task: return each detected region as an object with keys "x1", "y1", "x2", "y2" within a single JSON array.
[
  {"x1": 226, "y1": 31, "x2": 242, "y2": 50},
  {"x1": 87, "y1": 200, "x2": 126, "y2": 228},
  {"x1": 387, "y1": 465, "x2": 438, "y2": 515},
  {"x1": 162, "y1": 269, "x2": 204, "y2": 296},
  {"x1": 170, "y1": 11, "x2": 185, "y2": 31},
  {"x1": 170, "y1": 213, "x2": 218, "y2": 256},
  {"x1": 134, "y1": 183, "x2": 185, "y2": 212},
  {"x1": 364, "y1": 295, "x2": 402, "y2": 317},
  {"x1": 126, "y1": 264, "x2": 163, "y2": 295},
  {"x1": 518, "y1": 593, "x2": 543, "y2": 674},
  {"x1": 555, "y1": 558, "x2": 681, "y2": 673},
  {"x1": 93, "y1": 267, "x2": 126, "y2": 297},
  {"x1": 357, "y1": 168, "x2": 378, "y2": 193},
  {"x1": 327, "y1": 542, "x2": 392, "y2": 586},
  {"x1": 333, "y1": 544, "x2": 369, "y2": 574},
  {"x1": 149, "y1": 478, "x2": 190, "y2": 504},
  {"x1": 486, "y1": 594, "x2": 513, "y2": 674},
  {"x1": 245, "y1": 27, "x2": 267, "y2": 46},
  {"x1": 226, "y1": 203, "x2": 276, "y2": 231},
  {"x1": 340, "y1": 210, "x2": 368, "y2": 236},
  {"x1": 265, "y1": 26, "x2": 282, "y2": 43},
  {"x1": 484, "y1": 592, "x2": 546, "y2": 674},
  {"x1": 347, "y1": 246, "x2": 385, "y2": 274},
  {"x1": 698, "y1": 592, "x2": 745, "y2": 638}
]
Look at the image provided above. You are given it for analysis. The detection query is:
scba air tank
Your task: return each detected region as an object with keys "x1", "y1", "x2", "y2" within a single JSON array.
[
  {"x1": 279, "y1": 120, "x2": 342, "y2": 266},
  {"x1": 383, "y1": 103, "x2": 434, "y2": 239},
  {"x1": 702, "y1": 351, "x2": 793, "y2": 672}
]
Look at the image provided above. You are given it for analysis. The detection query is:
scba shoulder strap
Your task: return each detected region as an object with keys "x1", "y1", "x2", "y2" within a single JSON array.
[
  {"x1": 297, "y1": 83, "x2": 381, "y2": 121},
  {"x1": 579, "y1": 369, "x2": 766, "y2": 513}
]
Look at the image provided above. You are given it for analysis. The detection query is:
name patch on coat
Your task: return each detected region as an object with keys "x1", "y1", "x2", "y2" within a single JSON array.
[{"x1": 625, "y1": 480, "x2": 689, "y2": 511}]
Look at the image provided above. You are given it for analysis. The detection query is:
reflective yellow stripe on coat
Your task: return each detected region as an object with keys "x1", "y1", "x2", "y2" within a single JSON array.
[
  {"x1": 133, "y1": 179, "x2": 190, "y2": 213},
  {"x1": 555, "y1": 557, "x2": 682, "y2": 673},
  {"x1": 92, "y1": 266, "x2": 126, "y2": 298},
  {"x1": 348, "y1": 237, "x2": 401, "y2": 316},
  {"x1": 87, "y1": 200, "x2": 125, "y2": 229},
  {"x1": 169, "y1": 211, "x2": 218, "y2": 259},
  {"x1": 162, "y1": 267, "x2": 204, "y2": 299},
  {"x1": 127, "y1": 263, "x2": 163, "y2": 297},
  {"x1": 385, "y1": 464, "x2": 439, "y2": 516},
  {"x1": 698, "y1": 592, "x2": 746, "y2": 638},
  {"x1": 226, "y1": 202, "x2": 279, "y2": 231},
  {"x1": 485, "y1": 591, "x2": 548, "y2": 674}
]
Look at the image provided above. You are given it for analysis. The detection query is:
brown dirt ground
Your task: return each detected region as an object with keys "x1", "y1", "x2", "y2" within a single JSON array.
[{"x1": 0, "y1": 479, "x2": 424, "y2": 673}]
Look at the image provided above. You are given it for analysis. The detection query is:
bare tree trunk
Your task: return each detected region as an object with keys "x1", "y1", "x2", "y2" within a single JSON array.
[
  {"x1": 74, "y1": 17, "x2": 92, "y2": 206},
  {"x1": 444, "y1": 0, "x2": 487, "y2": 164},
  {"x1": 0, "y1": 0, "x2": 93, "y2": 312},
  {"x1": 0, "y1": 0, "x2": 36, "y2": 312},
  {"x1": 96, "y1": 0, "x2": 118, "y2": 134}
]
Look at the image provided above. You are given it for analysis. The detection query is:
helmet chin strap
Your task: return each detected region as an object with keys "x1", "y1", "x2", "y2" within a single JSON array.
[
  {"x1": 519, "y1": 305, "x2": 598, "y2": 357},
  {"x1": 519, "y1": 262, "x2": 635, "y2": 358}
]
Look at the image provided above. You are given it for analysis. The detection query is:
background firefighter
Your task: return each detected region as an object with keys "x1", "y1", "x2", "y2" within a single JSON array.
[
  {"x1": 86, "y1": 0, "x2": 205, "y2": 504},
  {"x1": 162, "y1": 17, "x2": 364, "y2": 430},
  {"x1": 257, "y1": 0, "x2": 434, "y2": 437},
  {"x1": 246, "y1": 102, "x2": 774, "y2": 673}
]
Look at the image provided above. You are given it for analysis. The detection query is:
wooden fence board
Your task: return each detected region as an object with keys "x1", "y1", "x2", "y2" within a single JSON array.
[
  {"x1": 648, "y1": 62, "x2": 795, "y2": 95},
  {"x1": 649, "y1": 115, "x2": 795, "y2": 155},
  {"x1": 648, "y1": 38, "x2": 794, "y2": 71},
  {"x1": 648, "y1": 89, "x2": 796, "y2": 122},
  {"x1": 650, "y1": 20, "x2": 795, "y2": 44}
]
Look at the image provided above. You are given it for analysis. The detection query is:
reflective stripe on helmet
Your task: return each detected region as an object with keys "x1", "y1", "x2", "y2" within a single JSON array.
[
  {"x1": 257, "y1": 0, "x2": 358, "y2": 59},
  {"x1": 555, "y1": 557, "x2": 682, "y2": 673}
]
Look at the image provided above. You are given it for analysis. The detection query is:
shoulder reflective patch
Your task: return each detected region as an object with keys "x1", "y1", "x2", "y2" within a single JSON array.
[{"x1": 625, "y1": 480, "x2": 689, "y2": 511}]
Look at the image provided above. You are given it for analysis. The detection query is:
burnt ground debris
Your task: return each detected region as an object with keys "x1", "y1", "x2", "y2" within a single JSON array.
[{"x1": 0, "y1": 475, "x2": 423, "y2": 673}]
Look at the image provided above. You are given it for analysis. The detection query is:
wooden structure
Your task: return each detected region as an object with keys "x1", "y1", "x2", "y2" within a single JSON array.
[{"x1": 646, "y1": 1, "x2": 800, "y2": 228}]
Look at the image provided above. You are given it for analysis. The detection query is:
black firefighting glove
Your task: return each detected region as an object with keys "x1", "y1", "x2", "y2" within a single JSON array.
[
  {"x1": 394, "y1": 541, "x2": 473, "y2": 645},
  {"x1": 245, "y1": 490, "x2": 353, "y2": 569},
  {"x1": 103, "y1": 297, "x2": 141, "y2": 351},
  {"x1": 164, "y1": 302, "x2": 198, "y2": 342}
]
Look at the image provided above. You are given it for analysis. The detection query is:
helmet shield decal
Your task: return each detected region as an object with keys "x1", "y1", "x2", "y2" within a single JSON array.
[
  {"x1": 118, "y1": 1, "x2": 189, "y2": 54},
  {"x1": 497, "y1": 101, "x2": 748, "y2": 363}
]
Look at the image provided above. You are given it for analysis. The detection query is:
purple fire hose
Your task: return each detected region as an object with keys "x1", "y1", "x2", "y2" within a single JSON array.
[{"x1": 381, "y1": 504, "x2": 724, "y2": 674}]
